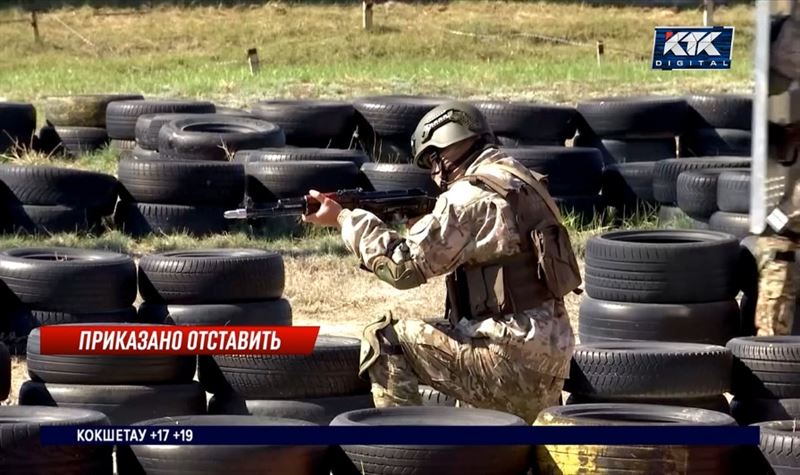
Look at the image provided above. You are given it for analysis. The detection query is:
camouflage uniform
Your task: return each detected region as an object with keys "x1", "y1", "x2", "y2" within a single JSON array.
[
  {"x1": 755, "y1": 235, "x2": 799, "y2": 335},
  {"x1": 338, "y1": 148, "x2": 575, "y2": 424}
]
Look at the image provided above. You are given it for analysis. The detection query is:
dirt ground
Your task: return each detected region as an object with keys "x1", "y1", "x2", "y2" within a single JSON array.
[{"x1": 5, "y1": 254, "x2": 584, "y2": 405}]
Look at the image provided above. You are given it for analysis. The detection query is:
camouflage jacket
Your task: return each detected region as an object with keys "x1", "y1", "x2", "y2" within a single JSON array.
[{"x1": 338, "y1": 147, "x2": 575, "y2": 378}]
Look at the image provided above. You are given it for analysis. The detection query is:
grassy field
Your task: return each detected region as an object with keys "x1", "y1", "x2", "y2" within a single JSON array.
[
  {"x1": 0, "y1": 1, "x2": 749, "y2": 403},
  {"x1": 0, "y1": 1, "x2": 754, "y2": 108}
]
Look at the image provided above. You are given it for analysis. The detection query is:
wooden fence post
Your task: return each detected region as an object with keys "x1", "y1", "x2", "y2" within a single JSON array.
[
  {"x1": 31, "y1": 10, "x2": 41, "y2": 43},
  {"x1": 596, "y1": 40, "x2": 604, "y2": 67},
  {"x1": 703, "y1": 0, "x2": 715, "y2": 26},
  {"x1": 363, "y1": 1, "x2": 373, "y2": 31}
]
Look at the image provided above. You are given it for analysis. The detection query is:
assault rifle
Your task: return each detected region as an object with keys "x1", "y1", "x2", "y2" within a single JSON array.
[{"x1": 224, "y1": 188, "x2": 437, "y2": 222}]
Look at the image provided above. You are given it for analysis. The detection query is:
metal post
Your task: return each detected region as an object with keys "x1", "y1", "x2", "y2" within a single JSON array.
[
  {"x1": 596, "y1": 40, "x2": 604, "y2": 67},
  {"x1": 247, "y1": 48, "x2": 260, "y2": 75}
]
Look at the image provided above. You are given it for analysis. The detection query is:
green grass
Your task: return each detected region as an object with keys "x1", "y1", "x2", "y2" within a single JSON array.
[{"x1": 0, "y1": 1, "x2": 754, "y2": 110}]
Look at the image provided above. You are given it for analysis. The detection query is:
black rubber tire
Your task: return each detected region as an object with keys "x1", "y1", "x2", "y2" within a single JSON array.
[
  {"x1": 676, "y1": 168, "x2": 744, "y2": 220},
  {"x1": 0, "y1": 102, "x2": 36, "y2": 153},
  {"x1": 250, "y1": 100, "x2": 356, "y2": 148},
  {"x1": 534, "y1": 403, "x2": 737, "y2": 475},
  {"x1": 473, "y1": 101, "x2": 579, "y2": 144},
  {"x1": 30, "y1": 307, "x2": 137, "y2": 326},
  {"x1": 158, "y1": 116, "x2": 285, "y2": 161},
  {"x1": 208, "y1": 393, "x2": 374, "y2": 425},
  {"x1": 757, "y1": 421, "x2": 800, "y2": 474},
  {"x1": 574, "y1": 133, "x2": 677, "y2": 165},
  {"x1": 110, "y1": 139, "x2": 136, "y2": 152},
  {"x1": 35, "y1": 124, "x2": 63, "y2": 155},
  {"x1": 360, "y1": 162, "x2": 439, "y2": 196},
  {"x1": 576, "y1": 96, "x2": 688, "y2": 139},
  {"x1": 585, "y1": 229, "x2": 740, "y2": 303},
  {"x1": 565, "y1": 394, "x2": 731, "y2": 413},
  {"x1": 117, "y1": 156, "x2": 245, "y2": 206},
  {"x1": 19, "y1": 381, "x2": 207, "y2": 425},
  {"x1": 718, "y1": 169, "x2": 751, "y2": 213},
  {"x1": 502, "y1": 146, "x2": 604, "y2": 195},
  {"x1": 52, "y1": 126, "x2": 109, "y2": 157},
  {"x1": 214, "y1": 106, "x2": 253, "y2": 117},
  {"x1": 138, "y1": 249, "x2": 284, "y2": 304},
  {"x1": 578, "y1": 297, "x2": 741, "y2": 345},
  {"x1": 106, "y1": 99, "x2": 216, "y2": 140},
  {"x1": 680, "y1": 128, "x2": 752, "y2": 157},
  {"x1": 0, "y1": 164, "x2": 118, "y2": 211},
  {"x1": 0, "y1": 342, "x2": 9, "y2": 400},
  {"x1": 709, "y1": 211, "x2": 751, "y2": 238},
  {"x1": 2, "y1": 204, "x2": 105, "y2": 235},
  {"x1": 653, "y1": 157, "x2": 751, "y2": 204},
  {"x1": 134, "y1": 112, "x2": 216, "y2": 150},
  {"x1": 0, "y1": 406, "x2": 112, "y2": 475},
  {"x1": 566, "y1": 341, "x2": 732, "y2": 399},
  {"x1": 731, "y1": 398, "x2": 800, "y2": 425},
  {"x1": 138, "y1": 299, "x2": 292, "y2": 326},
  {"x1": 245, "y1": 160, "x2": 361, "y2": 201},
  {"x1": 331, "y1": 406, "x2": 529, "y2": 475},
  {"x1": 213, "y1": 335, "x2": 368, "y2": 399},
  {"x1": 26, "y1": 324, "x2": 196, "y2": 385},
  {"x1": 495, "y1": 135, "x2": 562, "y2": 147},
  {"x1": 601, "y1": 162, "x2": 656, "y2": 206},
  {"x1": 728, "y1": 336, "x2": 800, "y2": 398},
  {"x1": 117, "y1": 415, "x2": 328, "y2": 475},
  {"x1": 0, "y1": 247, "x2": 136, "y2": 312},
  {"x1": 113, "y1": 201, "x2": 228, "y2": 237},
  {"x1": 420, "y1": 385, "x2": 457, "y2": 407},
  {"x1": 658, "y1": 204, "x2": 709, "y2": 229},
  {"x1": 352, "y1": 95, "x2": 446, "y2": 138},
  {"x1": 131, "y1": 146, "x2": 160, "y2": 160},
  {"x1": 234, "y1": 148, "x2": 369, "y2": 167},
  {"x1": 45, "y1": 94, "x2": 144, "y2": 128},
  {"x1": 686, "y1": 94, "x2": 752, "y2": 130}
]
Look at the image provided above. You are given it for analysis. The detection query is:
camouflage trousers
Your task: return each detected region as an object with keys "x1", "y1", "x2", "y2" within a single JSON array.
[
  {"x1": 755, "y1": 235, "x2": 799, "y2": 336},
  {"x1": 365, "y1": 319, "x2": 564, "y2": 425}
]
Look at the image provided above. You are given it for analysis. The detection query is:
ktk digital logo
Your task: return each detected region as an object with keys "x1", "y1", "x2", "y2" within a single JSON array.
[{"x1": 652, "y1": 26, "x2": 734, "y2": 70}]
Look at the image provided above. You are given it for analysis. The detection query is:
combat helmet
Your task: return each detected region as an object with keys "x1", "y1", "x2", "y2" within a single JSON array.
[{"x1": 411, "y1": 101, "x2": 494, "y2": 169}]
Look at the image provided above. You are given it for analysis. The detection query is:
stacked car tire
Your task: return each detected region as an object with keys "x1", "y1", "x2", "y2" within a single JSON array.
[
  {"x1": 251, "y1": 100, "x2": 357, "y2": 148},
  {"x1": 580, "y1": 229, "x2": 744, "y2": 345},
  {"x1": 675, "y1": 165, "x2": 751, "y2": 231},
  {"x1": 655, "y1": 156, "x2": 750, "y2": 227},
  {"x1": 0, "y1": 102, "x2": 36, "y2": 154},
  {"x1": 474, "y1": 101, "x2": 580, "y2": 147},
  {"x1": 681, "y1": 95, "x2": 752, "y2": 157},
  {"x1": 0, "y1": 164, "x2": 119, "y2": 235},
  {"x1": 40, "y1": 94, "x2": 144, "y2": 157},
  {"x1": 565, "y1": 341, "x2": 733, "y2": 412},
  {"x1": 728, "y1": 336, "x2": 800, "y2": 425},
  {"x1": 710, "y1": 169, "x2": 752, "y2": 238},
  {"x1": 0, "y1": 247, "x2": 138, "y2": 353}
]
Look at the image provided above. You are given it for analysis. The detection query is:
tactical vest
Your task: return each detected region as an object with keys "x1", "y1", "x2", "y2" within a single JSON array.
[{"x1": 445, "y1": 162, "x2": 582, "y2": 324}]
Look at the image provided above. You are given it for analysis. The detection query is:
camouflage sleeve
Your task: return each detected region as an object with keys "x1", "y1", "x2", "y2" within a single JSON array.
[{"x1": 338, "y1": 186, "x2": 522, "y2": 288}]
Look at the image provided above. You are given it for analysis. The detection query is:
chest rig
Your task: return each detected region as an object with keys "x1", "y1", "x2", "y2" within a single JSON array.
[{"x1": 445, "y1": 163, "x2": 582, "y2": 324}]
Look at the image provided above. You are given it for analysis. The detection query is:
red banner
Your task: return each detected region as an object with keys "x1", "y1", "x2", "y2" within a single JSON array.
[{"x1": 39, "y1": 325, "x2": 320, "y2": 355}]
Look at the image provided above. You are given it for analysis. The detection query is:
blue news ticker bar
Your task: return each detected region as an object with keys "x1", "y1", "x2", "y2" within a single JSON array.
[{"x1": 40, "y1": 425, "x2": 760, "y2": 446}]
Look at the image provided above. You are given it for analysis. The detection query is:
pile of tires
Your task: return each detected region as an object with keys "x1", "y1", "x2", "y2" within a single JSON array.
[
  {"x1": 473, "y1": 101, "x2": 580, "y2": 147},
  {"x1": 0, "y1": 342, "x2": 9, "y2": 402},
  {"x1": 250, "y1": 100, "x2": 357, "y2": 148},
  {"x1": 654, "y1": 156, "x2": 750, "y2": 227},
  {"x1": 0, "y1": 164, "x2": 119, "y2": 235},
  {"x1": 119, "y1": 415, "x2": 329, "y2": 474},
  {"x1": 0, "y1": 406, "x2": 113, "y2": 473},
  {"x1": 756, "y1": 420, "x2": 800, "y2": 474},
  {"x1": 579, "y1": 229, "x2": 743, "y2": 345},
  {"x1": 19, "y1": 323, "x2": 203, "y2": 424},
  {"x1": 565, "y1": 341, "x2": 733, "y2": 411},
  {"x1": 575, "y1": 96, "x2": 683, "y2": 165},
  {"x1": 106, "y1": 98, "x2": 216, "y2": 151},
  {"x1": 533, "y1": 403, "x2": 741, "y2": 474},
  {"x1": 675, "y1": 165, "x2": 751, "y2": 232},
  {"x1": 728, "y1": 336, "x2": 800, "y2": 425},
  {"x1": 0, "y1": 102, "x2": 36, "y2": 154},
  {"x1": 353, "y1": 95, "x2": 446, "y2": 162},
  {"x1": 39, "y1": 94, "x2": 143, "y2": 156},
  {"x1": 709, "y1": 169, "x2": 752, "y2": 238},
  {"x1": 0, "y1": 247, "x2": 138, "y2": 353},
  {"x1": 681, "y1": 95, "x2": 752, "y2": 157},
  {"x1": 330, "y1": 406, "x2": 531, "y2": 475}
]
